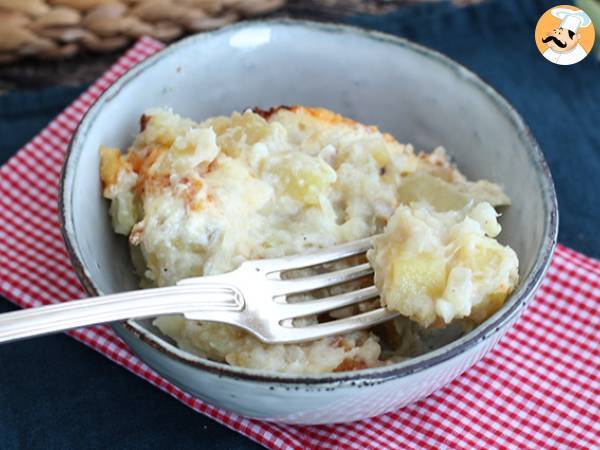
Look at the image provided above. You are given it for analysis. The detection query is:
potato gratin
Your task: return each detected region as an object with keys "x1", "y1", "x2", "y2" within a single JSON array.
[{"x1": 100, "y1": 106, "x2": 519, "y2": 374}]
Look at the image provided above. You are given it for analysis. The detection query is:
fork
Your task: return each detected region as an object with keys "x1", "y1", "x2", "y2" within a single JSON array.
[{"x1": 0, "y1": 238, "x2": 399, "y2": 344}]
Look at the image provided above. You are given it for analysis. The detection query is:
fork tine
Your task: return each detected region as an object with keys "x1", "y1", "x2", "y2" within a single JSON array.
[
  {"x1": 258, "y1": 237, "x2": 372, "y2": 272},
  {"x1": 277, "y1": 286, "x2": 379, "y2": 320},
  {"x1": 275, "y1": 308, "x2": 400, "y2": 343},
  {"x1": 273, "y1": 263, "x2": 373, "y2": 295}
]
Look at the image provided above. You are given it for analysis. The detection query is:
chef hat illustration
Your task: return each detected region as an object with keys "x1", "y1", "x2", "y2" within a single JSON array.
[{"x1": 551, "y1": 7, "x2": 592, "y2": 33}]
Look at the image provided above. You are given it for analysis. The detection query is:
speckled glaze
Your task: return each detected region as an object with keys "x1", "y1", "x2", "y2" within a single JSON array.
[{"x1": 60, "y1": 20, "x2": 558, "y2": 424}]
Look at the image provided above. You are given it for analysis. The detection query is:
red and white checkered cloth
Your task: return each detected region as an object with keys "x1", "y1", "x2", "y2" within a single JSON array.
[{"x1": 0, "y1": 38, "x2": 599, "y2": 450}]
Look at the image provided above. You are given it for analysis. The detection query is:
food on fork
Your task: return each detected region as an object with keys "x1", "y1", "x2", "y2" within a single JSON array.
[
  {"x1": 368, "y1": 202, "x2": 519, "y2": 328},
  {"x1": 99, "y1": 106, "x2": 519, "y2": 373}
]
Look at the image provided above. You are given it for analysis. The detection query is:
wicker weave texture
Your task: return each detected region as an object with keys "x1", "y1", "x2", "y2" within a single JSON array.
[{"x1": 0, "y1": 0, "x2": 285, "y2": 63}]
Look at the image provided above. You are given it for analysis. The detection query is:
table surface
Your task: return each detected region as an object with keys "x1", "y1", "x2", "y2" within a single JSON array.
[{"x1": 1, "y1": 0, "x2": 599, "y2": 448}]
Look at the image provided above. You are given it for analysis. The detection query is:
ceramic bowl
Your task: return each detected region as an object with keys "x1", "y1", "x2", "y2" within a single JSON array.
[{"x1": 60, "y1": 20, "x2": 558, "y2": 424}]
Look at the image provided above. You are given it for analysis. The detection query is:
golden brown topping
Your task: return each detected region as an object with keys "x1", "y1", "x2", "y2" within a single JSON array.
[
  {"x1": 293, "y1": 106, "x2": 359, "y2": 127},
  {"x1": 137, "y1": 174, "x2": 170, "y2": 196},
  {"x1": 253, "y1": 105, "x2": 292, "y2": 120},
  {"x1": 331, "y1": 336, "x2": 352, "y2": 351},
  {"x1": 99, "y1": 146, "x2": 127, "y2": 192},
  {"x1": 206, "y1": 159, "x2": 218, "y2": 174},
  {"x1": 124, "y1": 149, "x2": 146, "y2": 173},
  {"x1": 140, "y1": 113, "x2": 151, "y2": 132},
  {"x1": 134, "y1": 146, "x2": 168, "y2": 195},
  {"x1": 254, "y1": 105, "x2": 374, "y2": 131},
  {"x1": 182, "y1": 178, "x2": 204, "y2": 212},
  {"x1": 334, "y1": 358, "x2": 368, "y2": 372}
]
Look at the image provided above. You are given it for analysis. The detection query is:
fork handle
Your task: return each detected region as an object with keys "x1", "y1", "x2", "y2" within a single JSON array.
[{"x1": 0, "y1": 282, "x2": 242, "y2": 344}]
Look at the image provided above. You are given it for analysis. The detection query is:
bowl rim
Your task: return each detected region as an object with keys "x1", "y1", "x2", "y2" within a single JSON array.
[{"x1": 59, "y1": 18, "x2": 558, "y2": 385}]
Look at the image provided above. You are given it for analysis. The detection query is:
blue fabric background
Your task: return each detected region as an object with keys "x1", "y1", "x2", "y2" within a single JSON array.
[{"x1": 0, "y1": 0, "x2": 598, "y2": 448}]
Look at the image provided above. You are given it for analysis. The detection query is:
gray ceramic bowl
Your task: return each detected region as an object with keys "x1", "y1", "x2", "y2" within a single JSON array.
[{"x1": 60, "y1": 20, "x2": 558, "y2": 424}]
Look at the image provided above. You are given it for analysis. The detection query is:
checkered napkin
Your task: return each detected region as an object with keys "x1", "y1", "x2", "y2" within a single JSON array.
[{"x1": 1, "y1": 38, "x2": 599, "y2": 450}]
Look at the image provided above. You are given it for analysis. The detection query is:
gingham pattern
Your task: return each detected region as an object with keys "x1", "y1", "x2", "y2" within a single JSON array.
[{"x1": 0, "y1": 38, "x2": 599, "y2": 450}]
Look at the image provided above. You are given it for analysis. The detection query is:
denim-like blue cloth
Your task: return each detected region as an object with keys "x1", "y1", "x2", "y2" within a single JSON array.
[{"x1": 0, "y1": 0, "x2": 598, "y2": 448}]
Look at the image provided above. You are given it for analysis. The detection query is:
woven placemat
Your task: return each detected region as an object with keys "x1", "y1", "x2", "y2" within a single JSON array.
[{"x1": 0, "y1": 0, "x2": 285, "y2": 63}]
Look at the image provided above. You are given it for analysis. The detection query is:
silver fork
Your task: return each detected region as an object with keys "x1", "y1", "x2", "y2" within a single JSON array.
[{"x1": 0, "y1": 238, "x2": 399, "y2": 344}]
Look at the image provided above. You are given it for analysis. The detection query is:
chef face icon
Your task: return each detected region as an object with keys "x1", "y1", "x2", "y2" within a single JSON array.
[
  {"x1": 535, "y1": 6, "x2": 595, "y2": 66},
  {"x1": 542, "y1": 26, "x2": 581, "y2": 53}
]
